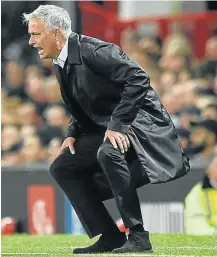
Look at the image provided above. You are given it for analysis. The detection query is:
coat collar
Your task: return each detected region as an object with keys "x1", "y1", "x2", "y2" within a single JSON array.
[{"x1": 68, "y1": 32, "x2": 82, "y2": 65}]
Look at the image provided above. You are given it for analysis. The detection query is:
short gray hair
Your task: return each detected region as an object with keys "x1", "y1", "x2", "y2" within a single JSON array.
[{"x1": 22, "y1": 5, "x2": 72, "y2": 38}]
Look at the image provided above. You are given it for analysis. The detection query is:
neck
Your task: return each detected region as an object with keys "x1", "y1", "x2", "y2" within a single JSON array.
[{"x1": 54, "y1": 38, "x2": 67, "y2": 59}]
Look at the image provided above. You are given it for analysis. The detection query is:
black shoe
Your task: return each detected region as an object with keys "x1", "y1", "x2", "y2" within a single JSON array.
[
  {"x1": 112, "y1": 231, "x2": 153, "y2": 253},
  {"x1": 73, "y1": 232, "x2": 127, "y2": 254}
]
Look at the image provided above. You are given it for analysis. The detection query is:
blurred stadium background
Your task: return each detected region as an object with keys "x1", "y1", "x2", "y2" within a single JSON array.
[{"x1": 1, "y1": 0, "x2": 217, "y2": 240}]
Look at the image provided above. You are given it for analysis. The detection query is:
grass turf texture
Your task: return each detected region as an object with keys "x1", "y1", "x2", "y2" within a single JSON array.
[{"x1": 1, "y1": 234, "x2": 217, "y2": 257}]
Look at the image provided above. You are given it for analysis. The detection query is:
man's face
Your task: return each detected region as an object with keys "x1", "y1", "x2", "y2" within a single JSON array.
[
  {"x1": 18, "y1": 105, "x2": 37, "y2": 126},
  {"x1": 190, "y1": 127, "x2": 208, "y2": 146},
  {"x1": 28, "y1": 18, "x2": 58, "y2": 59},
  {"x1": 202, "y1": 107, "x2": 217, "y2": 120},
  {"x1": 159, "y1": 55, "x2": 185, "y2": 73},
  {"x1": 47, "y1": 109, "x2": 66, "y2": 127},
  {"x1": 21, "y1": 136, "x2": 42, "y2": 163}
]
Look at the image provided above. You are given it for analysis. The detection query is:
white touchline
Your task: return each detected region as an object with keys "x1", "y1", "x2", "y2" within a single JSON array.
[
  {"x1": 156, "y1": 246, "x2": 217, "y2": 249},
  {"x1": 2, "y1": 254, "x2": 216, "y2": 257},
  {"x1": 1, "y1": 254, "x2": 48, "y2": 255},
  {"x1": 3, "y1": 247, "x2": 217, "y2": 257}
]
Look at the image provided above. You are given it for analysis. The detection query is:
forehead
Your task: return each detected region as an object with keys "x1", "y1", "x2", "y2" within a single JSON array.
[
  {"x1": 28, "y1": 18, "x2": 47, "y2": 32},
  {"x1": 192, "y1": 126, "x2": 207, "y2": 134}
]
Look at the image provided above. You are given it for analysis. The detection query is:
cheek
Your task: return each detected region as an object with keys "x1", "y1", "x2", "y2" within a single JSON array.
[
  {"x1": 191, "y1": 133, "x2": 202, "y2": 144},
  {"x1": 40, "y1": 36, "x2": 52, "y2": 49},
  {"x1": 172, "y1": 59, "x2": 184, "y2": 70},
  {"x1": 199, "y1": 134, "x2": 207, "y2": 143},
  {"x1": 41, "y1": 39, "x2": 48, "y2": 49},
  {"x1": 47, "y1": 38, "x2": 56, "y2": 48}
]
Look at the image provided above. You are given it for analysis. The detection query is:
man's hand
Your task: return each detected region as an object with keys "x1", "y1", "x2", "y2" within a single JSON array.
[
  {"x1": 104, "y1": 130, "x2": 130, "y2": 153},
  {"x1": 58, "y1": 137, "x2": 75, "y2": 155}
]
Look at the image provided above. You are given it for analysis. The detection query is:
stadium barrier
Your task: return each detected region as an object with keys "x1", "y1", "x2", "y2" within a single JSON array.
[
  {"x1": 79, "y1": 2, "x2": 217, "y2": 59},
  {"x1": 2, "y1": 165, "x2": 205, "y2": 234}
]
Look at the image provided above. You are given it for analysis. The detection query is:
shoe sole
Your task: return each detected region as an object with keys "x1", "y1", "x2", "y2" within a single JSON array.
[
  {"x1": 112, "y1": 249, "x2": 153, "y2": 254},
  {"x1": 73, "y1": 251, "x2": 113, "y2": 254}
]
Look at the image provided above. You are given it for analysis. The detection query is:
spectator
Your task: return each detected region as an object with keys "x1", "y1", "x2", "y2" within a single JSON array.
[
  {"x1": 3, "y1": 60, "x2": 28, "y2": 100},
  {"x1": 1, "y1": 125, "x2": 21, "y2": 154},
  {"x1": 185, "y1": 156, "x2": 217, "y2": 235},
  {"x1": 176, "y1": 127, "x2": 190, "y2": 151},
  {"x1": 179, "y1": 107, "x2": 201, "y2": 129},
  {"x1": 138, "y1": 36, "x2": 162, "y2": 63},
  {"x1": 24, "y1": 65, "x2": 42, "y2": 78},
  {"x1": 161, "y1": 93, "x2": 180, "y2": 114},
  {"x1": 20, "y1": 135, "x2": 46, "y2": 164},
  {"x1": 44, "y1": 76, "x2": 62, "y2": 104},
  {"x1": 201, "y1": 104, "x2": 217, "y2": 120},
  {"x1": 25, "y1": 73, "x2": 48, "y2": 115},
  {"x1": 172, "y1": 81, "x2": 198, "y2": 108},
  {"x1": 196, "y1": 96, "x2": 217, "y2": 112},
  {"x1": 43, "y1": 105, "x2": 70, "y2": 130},
  {"x1": 121, "y1": 31, "x2": 140, "y2": 55},
  {"x1": 20, "y1": 125, "x2": 37, "y2": 140},
  {"x1": 188, "y1": 119, "x2": 217, "y2": 170},
  {"x1": 1, "y1": 143, "x2": 22, "y2": 167},
  {"x1": 37, "y1": 124, "x2": 64, "y2": 146},
  {"x1": 161, "y1": 93, "x2": 182, "y2": 127},
  {"x1": 17, "y1": 102, "x2": 43, "y2": 127},
  {"x1": 196, "y1": 36, "x2": 217, "y2": 79},
  {"x1": 160, "y1": 71, "x2": 176, "y2": 95},
  {"x1": 159, "y1": 33, "x2": 193, "y2": 81},
  {"x1": 46, "y1": 137, "x2": 62, "y2": 162},
  {"x1": 40, "y1": 59, "x2": 53, "y2": 77},
  {"x1": 1, "y1": 88, "x2": 21, "y2": 125},
  {"x1": 129, "y1": 50, "x2": 150, "y2": 69}
]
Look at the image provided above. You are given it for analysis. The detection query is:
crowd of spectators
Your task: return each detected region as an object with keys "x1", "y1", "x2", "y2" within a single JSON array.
[
  {"x1": 121, "y1": 31, "x2": 217, "y2": 170},
  {"x1": 1, "y1": 57, "x2": 69, "y2": 166},
  {"x1": 1, "y1": 30, "x2": 217, "y2": 170}
]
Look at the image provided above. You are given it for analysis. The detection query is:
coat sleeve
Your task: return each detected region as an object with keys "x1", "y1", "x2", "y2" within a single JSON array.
[
  {"x1": 65, "y1": 117, "x2": 82, "y2": 138},
  {"x1": 84, "y1": 43, "x2": 150, "y2": 133}
]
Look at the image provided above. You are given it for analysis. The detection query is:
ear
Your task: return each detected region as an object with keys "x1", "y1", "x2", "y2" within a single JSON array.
[
  {"x1": 54, "y1": 28, "x2": 61, "y2": 41},
  {"x1": 54, "y1": 29, "x2": 62, "y2": 50}
]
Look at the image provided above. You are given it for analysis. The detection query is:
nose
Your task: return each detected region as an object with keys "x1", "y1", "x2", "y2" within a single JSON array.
[{"x1": 29, "y1": 36, "x2": 35, "y2": 46}]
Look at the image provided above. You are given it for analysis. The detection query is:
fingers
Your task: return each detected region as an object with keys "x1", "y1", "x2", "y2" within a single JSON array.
[
  {"x1": 125, "y1": 135, "x2": 130, "y2": 148},
  {"x1": 122, "y1": 137, "x2": 129, "y2": 152},
  {"x1": 109, "y1": 136, "x2": 118, "y2": 149},
  {"x1": 108, "y1": 135, "x2": 130, "y2": 153},
  {"x1": 58, "y1": 138, "x2": 75, "y2": 156},
  {"x1": 58, "y1": 145, "x2": 66, "y2": 156},
  {"x1": 115, "y1": 136, "x2": 125, "y2": 153},
  {"x1": 104, "y1": 130, "x2": 130, "y2": 154},
  {"x1": 68, "y1": 143, "x2": 75, "y2": 155}
]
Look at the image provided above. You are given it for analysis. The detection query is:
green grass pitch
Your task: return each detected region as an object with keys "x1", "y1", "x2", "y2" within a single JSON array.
[{"x1": 1, "y1": 233, "x2": 217, "y2": 257}]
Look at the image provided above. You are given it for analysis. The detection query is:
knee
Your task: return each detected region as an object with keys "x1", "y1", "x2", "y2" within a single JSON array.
[
  {"x1": 49, "y1": 157, "x2": 62, "y2": 179},
  {"x1": 97, "y1": 141, "x2": 116, "y2": 165}
]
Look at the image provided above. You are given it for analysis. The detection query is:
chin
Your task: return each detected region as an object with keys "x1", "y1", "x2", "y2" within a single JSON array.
[{"x1": 40, "y1": 55, "x2": 50, "y2": 60}]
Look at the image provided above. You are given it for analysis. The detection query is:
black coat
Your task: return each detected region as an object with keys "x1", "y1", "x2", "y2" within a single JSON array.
[{"x1": 53, "y1": 32, "x2": 190, "y2": 184}]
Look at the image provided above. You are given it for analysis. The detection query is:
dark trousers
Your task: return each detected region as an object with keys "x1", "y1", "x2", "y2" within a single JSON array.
[{"x1": 50, "y1": 132, "x2": 150, "y2": 238}]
